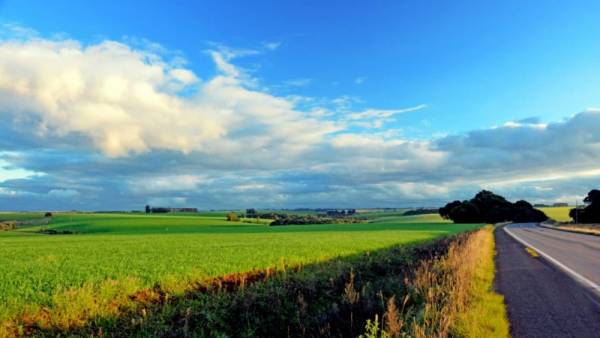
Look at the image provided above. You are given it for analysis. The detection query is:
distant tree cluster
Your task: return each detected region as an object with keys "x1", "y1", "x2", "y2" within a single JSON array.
[
  {"x1": 270, "y1": 214, "x2": 363, "y2": 226},
  {"x1": 241, "y1": 208, "x2": 363, "y2": 226},
  {"x1": 569, "y1": 189, "x2": 600, "y2": 223},
  {"x1": 148, "y1": 207, "x2": 170, "y2": 213},
  {"x1": 439, "y1": 190, "x2": 547, "y2": 224}
]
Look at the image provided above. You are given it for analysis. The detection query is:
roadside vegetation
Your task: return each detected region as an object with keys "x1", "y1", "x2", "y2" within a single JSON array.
[
  {"x1": 539, "y1": 189, "x2": 600, "y2": 235},
  {"x1": 358, "y1": 226, "x2": 508, "y2": 338},
  {"x1": 452, "y1": 227, "x2": 509, "y2": 338},
  {"x1": 569, "y1": 189, "x2": 600, "y2": 223},
  {"x1": 0, "y1": 212, "x2": 479, "y2": 336}
]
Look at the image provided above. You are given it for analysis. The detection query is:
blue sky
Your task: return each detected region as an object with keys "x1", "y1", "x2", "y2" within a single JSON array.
[{"x1": 1, "y1": 1, "x2": 600, "y2": 210}]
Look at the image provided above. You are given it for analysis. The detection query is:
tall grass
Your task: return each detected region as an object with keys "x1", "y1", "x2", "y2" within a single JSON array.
[{"x1": 363, "y1": 226, "x2": 509, "y2": 338}]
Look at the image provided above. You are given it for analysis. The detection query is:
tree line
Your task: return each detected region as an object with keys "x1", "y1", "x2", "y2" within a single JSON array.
[
  {"x1": 439, "y1": 190, "x2": 547, "y2": 224},
  {"x1": 569, "y1": 189, "x2": 600, "y2": 223}
]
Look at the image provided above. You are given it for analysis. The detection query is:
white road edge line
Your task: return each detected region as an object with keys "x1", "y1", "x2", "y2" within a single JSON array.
[{"x1": 503, "y1": 225, "x2": 600, "y2": 294}]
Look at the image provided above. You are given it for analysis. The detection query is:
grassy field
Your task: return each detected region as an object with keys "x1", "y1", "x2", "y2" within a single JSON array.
[
  {"x1": 0, "y1": 212, "x2": 45, "y2": 221},
  {"x1": 538, "y1": 206, "x2": 572, "y2": 222},
  {"x1": 0, "y1": 211, "x2": 477, "y2": 333}
]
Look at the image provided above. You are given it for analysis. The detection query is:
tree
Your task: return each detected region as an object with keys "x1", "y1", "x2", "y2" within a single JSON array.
[
  {"x1": 246, "y1": 209, "x2": 257, "y2": 218},
  {"x1": 584, "y1": 189, "x2": 600, "y2": 204},
  {"x1": 226, "y1": 212, "x2": 239, "y2": 221},
  {"x1": 512, "y1": 200, "x2": 547, "y2": 223},
  {"x1": 439, "y1": 191, "x2": 547, "y2": 224},
  {"x1": 570, "y1": 189, "x2": 600, "y2": 223},
  {"x1": 448, "y1": 201, "x2": 483, "y2": 223},
  {"x1": 439, "y1": 200, "x2": 462, "y2": 219},
  {"x1": 145, "y1": 205, "x2": 151, "y2": 214}
]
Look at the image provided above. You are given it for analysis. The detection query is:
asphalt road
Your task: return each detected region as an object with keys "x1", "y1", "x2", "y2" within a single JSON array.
[{"x1": 495, "y1": 224, "x2": 600, "y2": 338}]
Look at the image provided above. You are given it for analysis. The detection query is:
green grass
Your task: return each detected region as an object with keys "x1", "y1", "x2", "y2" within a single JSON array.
[
  {"x1": 0, "y1": 212, "x2": 45, "y2": 222},
  {"x1": 368, "y1": 212, "x2": 448, "y2": 224},
  {"x1": 538, "y1": 206, "x2": 572, "y2": 222},
  {"x1": 453, "y1": 227, "x2": 509, "y2": 338},
  {"x1": 0, "y1": 212, "x2": 478, "y2": 327}
]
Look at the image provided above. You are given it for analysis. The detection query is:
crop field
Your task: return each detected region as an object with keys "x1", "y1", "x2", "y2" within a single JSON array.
[
  {"x1": 0, "y1": 212, "x2": 478, "y2": 331},
  {"x1": 0, "y1": 212, "x2": 45, "y2": 221},
  {"x1": 538, "y1": 206, "x2": 572, "y2": 222}
]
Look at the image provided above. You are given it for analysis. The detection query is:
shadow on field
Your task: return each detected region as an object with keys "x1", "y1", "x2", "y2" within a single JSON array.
[
  {"x1": 47, "y1": 221, "x2": 457, "y2": 236},
  {"x1": 21, "y1": 233, "x2": 465, "y2": 338}
]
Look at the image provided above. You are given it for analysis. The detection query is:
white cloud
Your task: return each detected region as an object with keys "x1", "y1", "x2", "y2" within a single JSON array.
[
  {"x1": 129, "y1": 174, "x2": 204, "y2": 194},
  {"x1": 354, "y1": 76, "x2": 366, "y2": 85},
  {"x1": 0, "y1": 35, "x2": 337, "y2": 161},
  {"x1": 344, "y1": 104, "x2": 428, "y2": 129},
  {"x1": 263, "y1": 41, "x2": 281, "y2": 51},
  {"x1": 148, "y1": 196, "x2": 187, "y2": 206},
  {"x1": 48, "y1": 188, "x2": 80, "y2": 198},
  {"x1": 3, "y1": 27, "x2": 600, "y2": 209},
  {"x1": 348, "y1": 104, "x2": 428, "y2": 120},
  {"x1": 0, "y1": 153, "x2": 44, "y2": 183}
]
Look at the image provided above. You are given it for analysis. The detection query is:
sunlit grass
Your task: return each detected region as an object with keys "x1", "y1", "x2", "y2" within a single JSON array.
[
  {"x1": 0, "y1": 212, "x2": 45, "y2": 221},
  {"x1": 538, "y1": 206, "x2": 572, "y2": 222},
  {"x1": 0, "y1": 212, "x2": 478, "y2": 328},
  {"x1": 452, "y1": 227, "x2": 510, "y2": 338}
]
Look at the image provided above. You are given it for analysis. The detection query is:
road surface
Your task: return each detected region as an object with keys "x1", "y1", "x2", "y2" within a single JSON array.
[{"x1": 495, "y1": 223, "x2": 600, "y2": 338}]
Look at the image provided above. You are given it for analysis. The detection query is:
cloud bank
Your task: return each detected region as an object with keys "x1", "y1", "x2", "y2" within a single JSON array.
[{"x1": 1, "y1": 29, "x2": 600, "y2": 210}]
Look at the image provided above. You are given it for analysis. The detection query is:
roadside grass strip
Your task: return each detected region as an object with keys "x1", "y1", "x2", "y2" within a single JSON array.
[
  {"x1": 452, "y1": 226, "x2": 509, "y2": 338},
  {"x1": 358, "y1": 226, "x2": 509, "y2": 338}
]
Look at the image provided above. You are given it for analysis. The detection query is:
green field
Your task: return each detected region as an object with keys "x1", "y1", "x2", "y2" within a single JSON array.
[
  {"x1": 538, "y1": 206, "x2": 572, "y2": 222},
  {"x1": 0, "y1": 212, "x2": 477, "y2": 327},
  {"x1": 0, "y1": 212, "x2": 45, "y2": 221}
]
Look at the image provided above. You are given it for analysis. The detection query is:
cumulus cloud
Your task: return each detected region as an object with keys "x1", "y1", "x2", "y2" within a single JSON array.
[
  {"x1": 128, "y1": 174, "x2": 204, "y2": 194},
  {"x1": 1, "y1": 28, "x2": 600, "y2": 210},
  {"x1": 0, "y1": 35, "x2": 336, "y2": 160},
  {"x1": 436, "y1": 109, "x2": 600, "y2": 183}
]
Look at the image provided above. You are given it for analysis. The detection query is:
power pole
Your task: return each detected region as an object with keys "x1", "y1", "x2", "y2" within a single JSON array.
[{"x1": 575, "y1": 199, "x2": 578, "y2": 224}]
